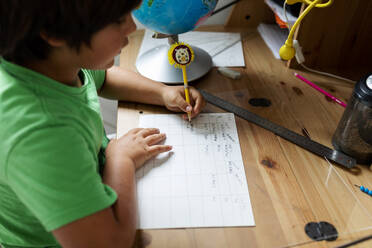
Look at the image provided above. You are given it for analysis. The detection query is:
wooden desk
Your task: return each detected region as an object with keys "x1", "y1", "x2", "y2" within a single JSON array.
[{"x1": 117, "y1": 28, "x2": 372, "y2": 248}]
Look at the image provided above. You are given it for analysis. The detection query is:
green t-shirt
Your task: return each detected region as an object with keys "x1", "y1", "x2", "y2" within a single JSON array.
[{"x1": 0, "y1": 59, "x2": 117, "y2": 247}]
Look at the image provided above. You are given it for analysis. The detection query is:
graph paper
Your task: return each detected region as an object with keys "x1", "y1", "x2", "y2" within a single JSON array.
[{"x1": 136, "y1": 113, "x2": 255, "y2": 229}]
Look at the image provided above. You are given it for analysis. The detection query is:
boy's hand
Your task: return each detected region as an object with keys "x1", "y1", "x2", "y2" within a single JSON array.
[
  {"x1": 162, "y1": 85, "x2": 205, "y2": 120},
  {"x1": 106, "y1": 128, "x2": 172, "y2": 169}
]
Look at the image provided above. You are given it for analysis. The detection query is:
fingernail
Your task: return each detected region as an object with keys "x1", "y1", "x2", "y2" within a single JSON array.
[{"x1": 186, "y1": 106, "x2": 192, "y2": 112}]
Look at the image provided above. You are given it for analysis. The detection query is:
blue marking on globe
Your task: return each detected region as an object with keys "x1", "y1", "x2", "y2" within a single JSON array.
[{"x1": 133, "y1": 0, "x2": 218, "y2": 35}]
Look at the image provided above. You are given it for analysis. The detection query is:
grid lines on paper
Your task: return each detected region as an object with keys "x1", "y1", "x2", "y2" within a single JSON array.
[{"x1": 136, "y1": 113, "x2": 255, "y2": 229}]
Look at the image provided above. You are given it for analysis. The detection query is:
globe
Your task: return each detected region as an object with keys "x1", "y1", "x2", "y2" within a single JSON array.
[
  {"x1": 133, "y1": 0, "x2": 218, "y2": 35},
  {"x1": 132, "y1": 0, "x2": 218, "y2": 83}
]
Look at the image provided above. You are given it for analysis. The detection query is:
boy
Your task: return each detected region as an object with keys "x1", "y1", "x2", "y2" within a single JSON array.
[{"x1": 0, "y1": 1, "x2": 205, "y2": 247}]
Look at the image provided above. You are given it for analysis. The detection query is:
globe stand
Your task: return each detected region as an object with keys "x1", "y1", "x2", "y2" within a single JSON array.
[{"x1": 135, "y1": 34, "x2": 212, "y2": 84}]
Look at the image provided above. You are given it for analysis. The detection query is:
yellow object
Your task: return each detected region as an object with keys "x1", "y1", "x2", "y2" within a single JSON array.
[
  {"x1": 296, "y1": 0, "x2": 333, "y2": 8},
  {"x1": 279, "y1": 0, "x2": 333, "y2": 60},
  {"x1": 286, "y1": 0, "x2": 303, "y2": 4},
  {"x1": 279, "y1": 41, "x2": 296, "y2": 60},
  {"x1": 182, "y1": 66, "x2": 192, "y2": 122},
  {"x1": 168, "y1": 42, "x2": 194, "y2": 68},
  {"x1": 168, "y1": 42, "x2": 194, "y2": 122}
]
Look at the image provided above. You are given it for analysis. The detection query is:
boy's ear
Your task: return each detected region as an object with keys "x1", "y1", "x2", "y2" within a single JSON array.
[{"x1": 40, "y1": 32, "x2": 66, "y2": 47}]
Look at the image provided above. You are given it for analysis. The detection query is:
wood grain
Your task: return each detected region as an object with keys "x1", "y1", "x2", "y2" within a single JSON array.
[
  {"x1": 118, "y1": 28, "x2": 372, "y2": 248},
  {"x1": 225, "y1": 0, "x2": 274, "y2": 27},
  {"x1": 226, "y1": 0, "x2": 372, "y2": 81},
  {"x1": 288, "y1": 0, "x2": 372, "y2": 81}
]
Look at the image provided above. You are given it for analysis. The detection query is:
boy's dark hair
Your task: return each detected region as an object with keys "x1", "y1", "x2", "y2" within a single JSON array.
[{"x1": 0, "y1": 0, "x2": 141, "y2": 64}]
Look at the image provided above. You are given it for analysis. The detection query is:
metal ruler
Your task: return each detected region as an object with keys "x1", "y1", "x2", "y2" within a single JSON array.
[{"x1": 200, "y1": 89, "x2": 356, "y2": 168}]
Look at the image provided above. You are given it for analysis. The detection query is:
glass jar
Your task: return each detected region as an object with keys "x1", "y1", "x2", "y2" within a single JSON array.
[{"x1": 332, "y1": 74, "x2": 372, "y2": 165}]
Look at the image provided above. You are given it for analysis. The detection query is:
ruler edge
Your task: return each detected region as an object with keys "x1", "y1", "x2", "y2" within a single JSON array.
[{"x1": 199, "y1": 89, "x2": 356, "y2": 168}]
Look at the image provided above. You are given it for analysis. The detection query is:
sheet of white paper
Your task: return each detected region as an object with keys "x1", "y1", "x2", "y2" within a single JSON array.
[
  {"x1": 138, "y1": 29, "x2": 245, "y2": 67},
  {"x1": 257, "y1": 23, "x2": 288, "y2": 59},
  {"x1": 136, "y1": 113, "x2": 255, "y2": 229}
]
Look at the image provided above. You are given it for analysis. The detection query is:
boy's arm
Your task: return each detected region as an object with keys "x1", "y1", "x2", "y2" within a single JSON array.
[
  {"x1": 52, "y1": 159, "x2": 137, "y2": 248},
  {"x1": 99, "y1": 66, "x2": 166, "y2": 105},
  {"x1": 52, "y1": 128, "x2": 170, "y2": 248},
  {"x1": 99, "y1": 66, "x2": 206, "y2": 118}
]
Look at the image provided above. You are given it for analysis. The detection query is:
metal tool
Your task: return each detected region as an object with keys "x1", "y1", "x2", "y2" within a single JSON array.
[{"x1": 199, "y1": 89, "x2": 356, "y2": 168}]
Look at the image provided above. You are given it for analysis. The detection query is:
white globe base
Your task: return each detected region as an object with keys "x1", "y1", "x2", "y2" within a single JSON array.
[{"x1": 136, "y1": 45, "x2": 212, "y2": 84}]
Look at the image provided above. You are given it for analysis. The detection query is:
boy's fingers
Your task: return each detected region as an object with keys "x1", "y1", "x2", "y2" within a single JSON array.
[
  {"x1": 175, "y1": 93, "x2": 192, "y2": 113},
  {"x1": 138, "y1": 128, "x2": 160, "y2": 137},
  {"x1": 192, "y1": 96, "x2": 205, "y2": 117},
  {"x1": 145, "y1": 133, "x2": 166, "y2": 145},
  {"x1": 188, "y1": 91, "x2": 205, "y2": 117},
  {"x1": 165, "y1": 86, "x2": 198, "y2": 113},
  {"x1": 148, "y1": 145, "x2": 172, "y2": 155},
  {"x1": 129, "y1": 128, "x2": 143, "y2": 134}
]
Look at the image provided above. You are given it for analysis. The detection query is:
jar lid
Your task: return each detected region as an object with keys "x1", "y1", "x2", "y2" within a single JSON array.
[
  {"x1": 367, "y1": 75, "x2": 372, "y2": 90},
  {"x1": 354, "y1": 73, "x2": 372, "y2": 106}
]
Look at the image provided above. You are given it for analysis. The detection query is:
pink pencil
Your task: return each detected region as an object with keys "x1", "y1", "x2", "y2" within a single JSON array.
[{"x1": 294, "y1": 72, "x2": 347, "y2": 108}]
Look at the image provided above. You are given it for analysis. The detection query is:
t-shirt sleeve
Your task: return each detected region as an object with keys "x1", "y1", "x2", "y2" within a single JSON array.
[
  {"x1": 84, "y1": 69, "x2": 106, "y2": 90},
  {"x1": 5, "y1": 125, "x2": 117, "y2": 231}
]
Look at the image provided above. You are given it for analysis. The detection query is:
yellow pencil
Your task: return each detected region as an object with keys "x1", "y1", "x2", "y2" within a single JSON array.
[
  {"x1": 182, "y1": 66, "x2": 192, "y2": 122},
  {"x1": 168, "y1": 42, "x2": 195, "y2": 122}
]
